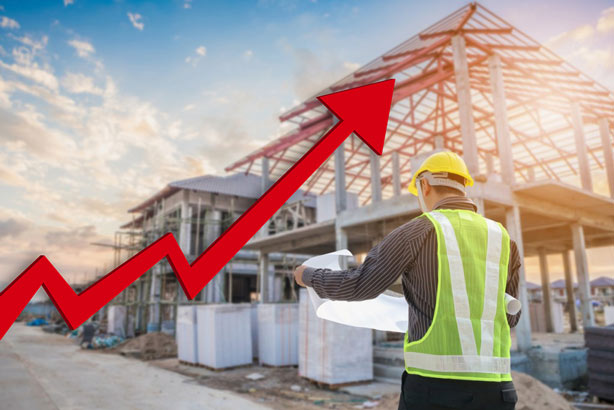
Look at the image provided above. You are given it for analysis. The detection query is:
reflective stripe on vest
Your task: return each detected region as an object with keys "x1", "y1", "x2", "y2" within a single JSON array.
[{"x1": 404, "y1": 211, "x2": 511, "y2": 376}]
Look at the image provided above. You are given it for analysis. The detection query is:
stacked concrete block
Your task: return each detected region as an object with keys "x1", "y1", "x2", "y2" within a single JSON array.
[
  {"x1": 258, "y1": 303, "x2": 298, "y2": 366},
  {"x1": 196, "y1": 304, "x2": 252, "y2": 369},
  {"x1": 176, "y1": 305, "x2": 198, "y2": 364},
  {"x1": 298, "y1": 289, "x2": 373, "y2": 385}
]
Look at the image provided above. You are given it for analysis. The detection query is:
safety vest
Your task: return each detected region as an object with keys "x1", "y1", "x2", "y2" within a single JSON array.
[{"x1": 404, "y1": 209, "x2": 512, "y2": 382}]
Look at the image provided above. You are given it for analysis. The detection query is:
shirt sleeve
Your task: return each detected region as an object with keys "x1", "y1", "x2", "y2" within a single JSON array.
[
  {"x1": 302, "y1": 217, "x2": 427, "y2": 301},
  {"x1": 506, "y1": 239, "x2": 522, "y2": 328}
]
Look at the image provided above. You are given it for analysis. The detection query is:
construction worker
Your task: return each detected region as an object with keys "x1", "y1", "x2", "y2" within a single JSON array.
[{"x1": 294, "y1": 151, "x2": 521, "y2": 410}]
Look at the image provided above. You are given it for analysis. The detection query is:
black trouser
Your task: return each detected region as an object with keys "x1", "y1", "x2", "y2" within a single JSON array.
[{"x1": 398, "y1": 371, "x2": 518, "y2": 410}]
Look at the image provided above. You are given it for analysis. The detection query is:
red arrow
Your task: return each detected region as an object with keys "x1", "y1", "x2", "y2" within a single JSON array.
[{"x1": 0, "y1": 79, "x2": 395, "y2": 340}]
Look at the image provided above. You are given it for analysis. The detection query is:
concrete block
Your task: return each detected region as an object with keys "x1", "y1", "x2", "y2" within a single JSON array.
[
  {"x1": 257, "y1": 303, "x2": 298, "y2": 366},
  {"x1": 196, "y1": 304, "x2": 252, "y2": 369},
  {"x1": 298, "y1": 289, "x2": 373, "y2": 385},
  {"x1": 176, "y1": 305, "x2": 198, "y2": 364}
]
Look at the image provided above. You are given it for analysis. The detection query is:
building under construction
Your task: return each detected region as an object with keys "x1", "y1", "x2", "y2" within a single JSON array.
[
  {"x1": 102, "y1": 0, "x2": 614, "y2": 387},
  {"x1": 223, "y1": 2, "x2": 614, "y2": 354}
]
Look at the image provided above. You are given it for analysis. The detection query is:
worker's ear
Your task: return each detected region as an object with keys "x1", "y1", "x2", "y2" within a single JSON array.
[{"x1": 421, "y1": 178, "x2": 431, "y2": 196}]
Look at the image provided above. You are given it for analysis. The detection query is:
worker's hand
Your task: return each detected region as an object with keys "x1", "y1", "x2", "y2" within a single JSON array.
[{"x1": 294, "y1": 265, "x2": 307, "y2": 287}]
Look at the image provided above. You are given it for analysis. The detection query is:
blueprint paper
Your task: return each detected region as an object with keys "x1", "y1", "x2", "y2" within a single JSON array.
[
  {"x1": 303, "y1": 250, "x2": 521, "y2": 332},
  {"x1": 303, "y1": 250, "x2": 408, "y2": 333}
]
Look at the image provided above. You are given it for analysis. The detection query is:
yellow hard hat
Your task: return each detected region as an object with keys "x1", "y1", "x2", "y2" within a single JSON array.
[{"x1": 408, "y1": 151, "x2": 474, "y2": 196}]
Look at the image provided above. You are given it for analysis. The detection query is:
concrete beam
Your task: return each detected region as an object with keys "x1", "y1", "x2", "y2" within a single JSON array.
[
  {"x1": 538, "y1": 248, "x2": 554, "y2": 333},
  {"x1": 599, "y1": 118, "x2": 614, "y2": 198},
  {"x1": 562, "y1": 250, "x2": 578, "y2": 332},
  {"x1": 571, "y1": 103, "x2": 593, "y2": 191},
  {"x1": 370, "y1": 151, "x2": 382, "y2": 203},
  {"x1": 571, "y1": 223, "x2": 595, "y2": 328},
  {"x1": 392, "y1": 151, "x2": 402, "y2": 197},
  {"x1": 488, "y1": 54, "x2": 515, "y2": 185},
  {"x1": 451, "y1": 35, "x2": 479, "y2": 176},
  {"x1": 514, "y1": 194, "x2": 614, "y2": 232},
  {"x1": 505, "y1": 205, "x2": 532, "y2": 352}
]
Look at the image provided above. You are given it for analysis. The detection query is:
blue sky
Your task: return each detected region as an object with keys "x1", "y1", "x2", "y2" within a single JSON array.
[{"x1": 0, "y1": 0, "x2": 613, "y2": 284}]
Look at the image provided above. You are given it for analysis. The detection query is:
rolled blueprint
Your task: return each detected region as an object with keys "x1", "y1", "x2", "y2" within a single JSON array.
[
  {"x1": 303, "y1": 250, "x2": 408, "y2": 333},
  {"x1": 505, "y1": 293, "x2": 521, "y2": 315}
]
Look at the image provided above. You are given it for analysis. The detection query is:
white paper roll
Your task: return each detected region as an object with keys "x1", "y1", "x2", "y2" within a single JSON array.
[{"x1": 505, "y1": 293, "x2": 521, "y2": 315}]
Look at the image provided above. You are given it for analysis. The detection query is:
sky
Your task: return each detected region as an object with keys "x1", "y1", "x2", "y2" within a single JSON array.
[{"x1": 0, "y1": 0, "x2": 613, "y2": 288}]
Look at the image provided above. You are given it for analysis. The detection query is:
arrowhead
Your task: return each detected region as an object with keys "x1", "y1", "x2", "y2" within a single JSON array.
[{"x1": 317, "y1": 79, "x2": 395, "y2": 155}]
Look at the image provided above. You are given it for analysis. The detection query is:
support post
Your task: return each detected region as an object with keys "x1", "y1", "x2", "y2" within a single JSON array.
[
  {"x1": 571, "y1": 103, "x2": 593, "y2": 191},
  {"x1": 488, "y1": 54, "x2": 515, "y2": 185},
  {"x1": 259, "y1": 157, "x2": 271, "y2": 238},
  {"x1": 538, "y1": 248, "x2": 554, "y2": 333},
  {"x1": 392, "y1": 151, "x2": 401, "y2": 197},
  {"x1": 332, "y1": 116, "x2": 347, "y2": 213},
  {"x1": 205, "y1": 208, "x2": 223, "y2": 303},
  {"x1": 335, "y1": 220, "x2": 348, "y2": 270},
  {"x1": 571, "y1": 223, "x2": 595, "y2": 327},
  {"x1": 335, "y1": 142, "x2": 347, "y2": 213},
  {"x1": 451, "y1": 35, "x2": 479, "y2": 176},
  {"x1": 177, "y1": 192, "x2": 191, "y2": 303},
  {"x1": 562, "y1": 250, "x2": 578, "y2": 332},
  {"x1": 259, "y1": 252, "x2": 270, "y2": 303},
  {"x1": 505, "y1": 205, "x2": 532, "y2": 351},
  {"x1": 598, "y1": 118, "x2": 614, "y2": 198},
  {"x1": 370, "y1": 151, "x2": 382, "y2": 203}
]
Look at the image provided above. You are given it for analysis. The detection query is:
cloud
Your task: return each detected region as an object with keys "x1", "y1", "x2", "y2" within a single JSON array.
[
  {"x1": 0, "y1": 16, "x2": 20, "y2": 30},
  {"x1": 0, "y1": 218, "x2": 29, "y2": 238},
  {"x1": 183, "y1": 103, "x2": 195, "y2": 111},
  {"x1": 64, "y1": 0, "x2": 74, "y2": 6},
  {"x1": 61, "y1": 72, "x2": 103, "y2": 95},
  {"x1": 185, "y1": 45, "x2": 207, "y2": 66},
  {"x1": 183, "y1": 0, "x2": 192, "y2": 9},
  {"x1": 597, "y1": 7, "x2": 614, "y2": 33},
  {"x1": 244, "y1": 49, "x2": 254, "y2": 61},
  {"x1": 68, "y1": 39, "x2": 95, "y2": 58},
  {"x1": 546, "y1": 24, "x2": 595, "y2": 49},
  {"x1": 127, "y1": 12, "x2": 144, "y2": 31},
  {"x1": 0, "y1": 61, "x2": 59, "y2": 90}
]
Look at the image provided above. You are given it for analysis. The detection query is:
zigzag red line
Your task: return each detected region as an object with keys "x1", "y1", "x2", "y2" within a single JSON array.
[{"x1": 0, "y1": 79, "x2": 395, "y2": 341}]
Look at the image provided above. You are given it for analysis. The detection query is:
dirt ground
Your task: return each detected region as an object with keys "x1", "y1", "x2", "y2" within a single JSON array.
[{"x1": 151, "y1": 359, "x2": 397, "y2": 409}]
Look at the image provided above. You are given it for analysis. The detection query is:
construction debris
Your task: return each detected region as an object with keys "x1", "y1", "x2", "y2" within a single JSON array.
[{"x1": 109, "y1": 332, "x2": 177, "y2": 360}]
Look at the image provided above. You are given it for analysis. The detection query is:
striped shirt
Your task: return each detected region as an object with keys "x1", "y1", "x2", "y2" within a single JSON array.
[{"x1": 302, "y1": 196, "x2": 521, "y2": 342}]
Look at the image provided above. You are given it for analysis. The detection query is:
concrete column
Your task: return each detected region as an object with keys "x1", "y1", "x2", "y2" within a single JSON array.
[
  {"x1": 562, "y1": 250, "x2": 578, "y2": 332},
  {"x1": 335, "y1": 221, "x2": 349, "y2": 270},
  {"x1": 538, "y1": 248, "x2": 554, "y2": 333},
  {"x1": 571, "y1": 223, "x2": 595, "y2": 327},
  {"x1": 335, "y1": 142, "x2": 347, "y2": 213},
  {"x1": 434, "y1": 135, "x2": 445, "y2": 150},
  {"x1": 332, "y1": 116, "x2": 347, "y2": 213},
  {"x1": 205, "y1": 209, "x2": 223, "y2": 303},
  {"x1": 392, "y1": 151, "x2": 402, "y2": 197},
  {"x1": 505, "y1": 205, "x2": 532, "y2": 351},
  {"x1": 370, "y1": 151, "x2": 382, "y2": 203},
  {"x1": 451, "y1": 35, "x2": 479, "y2": 176},
  {"x1": 571, "y1": 103, "x2": 593, "y2": 191},
  {"x1": 598, "y1": 118, "x2": 614, "y2": 198},
  {"x1": 179, "y1": 192, "x2": 192, "y2": 255},
  {"x1": 259, "y1": 252, "x2": 270, "y2": 303},
  {"x1": 259, "y1": 157, "x2": 271, "y2": 238},
  {"x1": 488, "y1": 54, "x2": 515, "y2": 185},
  {"x1": 148, "y1": 266, "x2": 161, "y2": 332}
]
